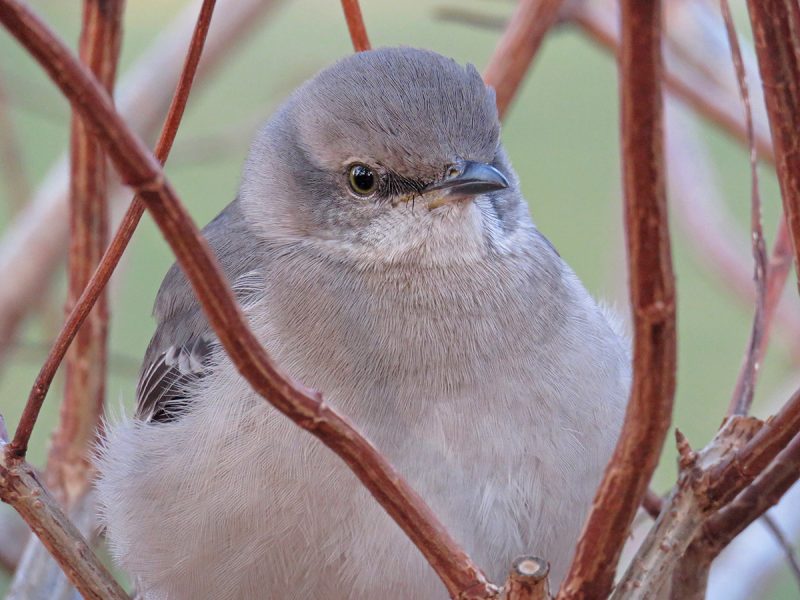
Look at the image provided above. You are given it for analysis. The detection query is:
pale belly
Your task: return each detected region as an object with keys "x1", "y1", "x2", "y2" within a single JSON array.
[{"x1": 98, "y1": 352, "x2": 617, "y2": 600}]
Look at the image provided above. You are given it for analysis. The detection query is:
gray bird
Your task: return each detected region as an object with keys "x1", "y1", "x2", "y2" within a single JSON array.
[{"x1": 96, "y1": 47, "x2": 629, "y2": 599}]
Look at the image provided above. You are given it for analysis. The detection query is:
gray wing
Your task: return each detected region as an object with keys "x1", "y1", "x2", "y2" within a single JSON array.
[{"x1": 136, "y1": 197, "x2": 264, "y2": 422}]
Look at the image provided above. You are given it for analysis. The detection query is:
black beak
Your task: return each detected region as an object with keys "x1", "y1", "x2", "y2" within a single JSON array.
[{"x1": 426, "y1": 161, "x2": 509, "y2": 197}]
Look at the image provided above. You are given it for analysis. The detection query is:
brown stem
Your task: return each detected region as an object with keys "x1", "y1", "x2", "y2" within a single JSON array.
[
  {"x1": 746, "y1": 0, "x2": 800, "y2": 292},
  {"x1": 0, "y1": 0, "x2": 281, "y2": 373},
  {"x1": 721, "y1": 0, "x2": 768, "y2": 417},
  {"x1": 15, "y1": 0, "x2": 217, "y2": 460},
  {"x1": 0, "y1": 2, "x2": 493, "y2": 596},
  {"x1": 558, "y1": 1, "x2": 676, "y2": 597},
  {"x1": 501, "y1": 556, "x2": 550, "y2": 600},
  {"x1": 0, "y1": 457, "x2": 126, "y2": 599},
  {"x1": 571, "y1": 1, "x2": 800, "y2": 358},
  {"x1": 707, "y1": 389, "x2": 800, "y2": 508},
  {"x1": 483, "y1": 0, "x2": 567, "y2": 120},
  {"x1": 339, "y1": 0, "x2": 370, "y2": 52},
  {"x1": 44, "y1": 0, "x2": 123, "y2": 507}
]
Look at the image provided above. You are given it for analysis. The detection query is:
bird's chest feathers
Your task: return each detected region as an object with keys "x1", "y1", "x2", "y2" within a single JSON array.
[{"x1": 257, "y1": 252, "x2": 542, "y2": 401}]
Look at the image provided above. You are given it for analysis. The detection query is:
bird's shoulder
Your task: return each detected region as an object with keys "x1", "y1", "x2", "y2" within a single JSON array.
[{"x1": 136, "y1": 197, "x2": 264, "y2": 422}]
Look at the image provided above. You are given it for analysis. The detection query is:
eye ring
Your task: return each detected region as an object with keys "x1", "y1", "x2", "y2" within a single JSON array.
[{"x1": 347, "y1": 163, "x2": 378, "y2": 196}]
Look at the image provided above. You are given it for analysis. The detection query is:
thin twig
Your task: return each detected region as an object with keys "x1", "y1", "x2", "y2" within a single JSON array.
[
  {"x1": 0, "y1": 0, "x2": 282, "y2": 371},
  {"x1": 44, "y1": 0, "x2": 123, "y2": 507},
  {"x1": 483, "y1": 0, "x2": 567, "y2": 119},
  {"x1": 0, "y1": 2, "x2": 495, "y2": 597},
  {"x1": 721, "y1": 0, "x2": 768, "y2": 417},
  {"x1": 558, "y1": 1, "x2": 676, "y2": 597},
  {"x1": 570, "y1": 1, "x2": 800, "y2": 358},
  {"x1": 339, "y1": 0, "x2": 370, "y2": 52},
  {"x1": 746, "y1": 0, "x2": 800, "y2": 295},
  {"x1": 14, "y1": 0, "x2": 217, "y2": 459}
]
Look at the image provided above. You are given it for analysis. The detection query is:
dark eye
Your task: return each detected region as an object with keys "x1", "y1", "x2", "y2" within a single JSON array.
[{"x1": 347, "y1": 163, "x2": 377, "y2": 196}]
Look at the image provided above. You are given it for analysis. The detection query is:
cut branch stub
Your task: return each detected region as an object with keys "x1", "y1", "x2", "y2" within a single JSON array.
[{"x1": 502, "y1": 556, "x2": 551, "y2": 600}]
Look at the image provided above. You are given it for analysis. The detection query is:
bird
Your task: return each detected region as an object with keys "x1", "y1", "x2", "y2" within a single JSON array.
[{"x1": 95, "y1": 46, "x2": 630, "y2": 599}]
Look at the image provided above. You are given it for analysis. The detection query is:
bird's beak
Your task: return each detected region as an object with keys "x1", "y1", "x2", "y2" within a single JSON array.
[{"x1": 425, "y1": 161, "x2": 509, "y2": 209}]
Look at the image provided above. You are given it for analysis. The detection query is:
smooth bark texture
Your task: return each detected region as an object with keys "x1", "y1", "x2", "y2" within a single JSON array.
[
  {"x1": 340, "y1": 0, "x2": 370, "y2": 52},
  {"x1": 559, "y1": 1, "x2": 676, "y2": 597}
]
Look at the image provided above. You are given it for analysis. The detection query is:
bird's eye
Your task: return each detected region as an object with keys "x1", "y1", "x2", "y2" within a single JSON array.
[{"x1": 347, "y1": 163, "x2": 377, "y2": 196}]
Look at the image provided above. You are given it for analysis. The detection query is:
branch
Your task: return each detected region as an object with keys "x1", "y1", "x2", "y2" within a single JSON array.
[
  {"x1": 483, "y1": 0, "x2": 567, "y2": 119},
  {"x1": 558, "y1": 1, "x2": 676, "y2": 597},
  {"x1": 0, "y1": 2, "x2": 495, "y2": 597},
  {"x1": 570, "y1": 0, "x2": 800, "y2": 358},
  {"x1": 0, "y1": 0, "x2": 282, "y2": 370},
  {"x1": 613, "y1": 418, "x2": 762, "y2": 599},
  {"x1": 14, "y1": 0, "x2": 217, "y2": 461},
  {"x1": 0, "y1": 429, "x2": 126, "y2": 599},
  {"x1": 720, "y1": 0, "x2": 768, "y2": 417},
  {"x1": 746, "y1": 0, "x2": 800, "y2": 293},
  {"x1": 339, "y1": 0, "x2": 370, "y2": 52},
  {"x1": 43, "y1": 0, "x2": 123, "y2": 507},
  {"x1": 501, "y1": 556, "x2": 550, "y2": 600}
]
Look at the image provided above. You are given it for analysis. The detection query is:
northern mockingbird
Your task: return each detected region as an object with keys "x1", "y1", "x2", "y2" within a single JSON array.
[{"x1": 96, "y1": 46, "x2": 630, "y2": 599}]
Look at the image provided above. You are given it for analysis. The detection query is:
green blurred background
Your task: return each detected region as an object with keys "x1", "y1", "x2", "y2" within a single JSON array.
[{"x1": 0, "y1": 0, "x2": 797, "y2": 597}]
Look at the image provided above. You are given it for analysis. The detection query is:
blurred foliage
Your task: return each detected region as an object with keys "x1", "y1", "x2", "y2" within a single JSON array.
[{"x1": 0, "y1": 0, "x2": 797, "y2": 597}]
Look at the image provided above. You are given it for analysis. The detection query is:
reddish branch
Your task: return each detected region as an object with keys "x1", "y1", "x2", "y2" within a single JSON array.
[
  {"x1": 0, "y1": 1, "x2": 494, "y2": 597},
  {"x1": 0, "y1": 0, "x2": 280, "y2": 372},
  {"x1": 571, "y1": 1, "x2": 800, "y2": 359},
  {"x1": 747, "y1": 0, "x2": 800, "y2": 291},
  {"x1": 701, "y1": 432, "x2": 800, "y2": 558},
  {"x1": 339, "y1": 0, "x2": 370, "y2": 52},
  {"x1": 13, "y1": 0, "x2": 217, "y2": 459},
  {"x1": 706, "y1": 388, "x2": 800, "y2": 509},
  {"x1": 720, "y1": 0, "x2": 768, "y2": 417},
  {"x1": 558, "y1": 1, "x2": 676, "y2": 598},
  {"x1": 483, "y1": 0, "x2": 566, "y2": 119},
  {"x1": 44, "y1": 0, "x2": 123, "y2": 507}
]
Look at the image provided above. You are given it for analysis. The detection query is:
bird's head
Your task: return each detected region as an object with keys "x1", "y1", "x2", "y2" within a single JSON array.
[{"x1": 240, "y1": 47, "x2": 527, "y2": 264}]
